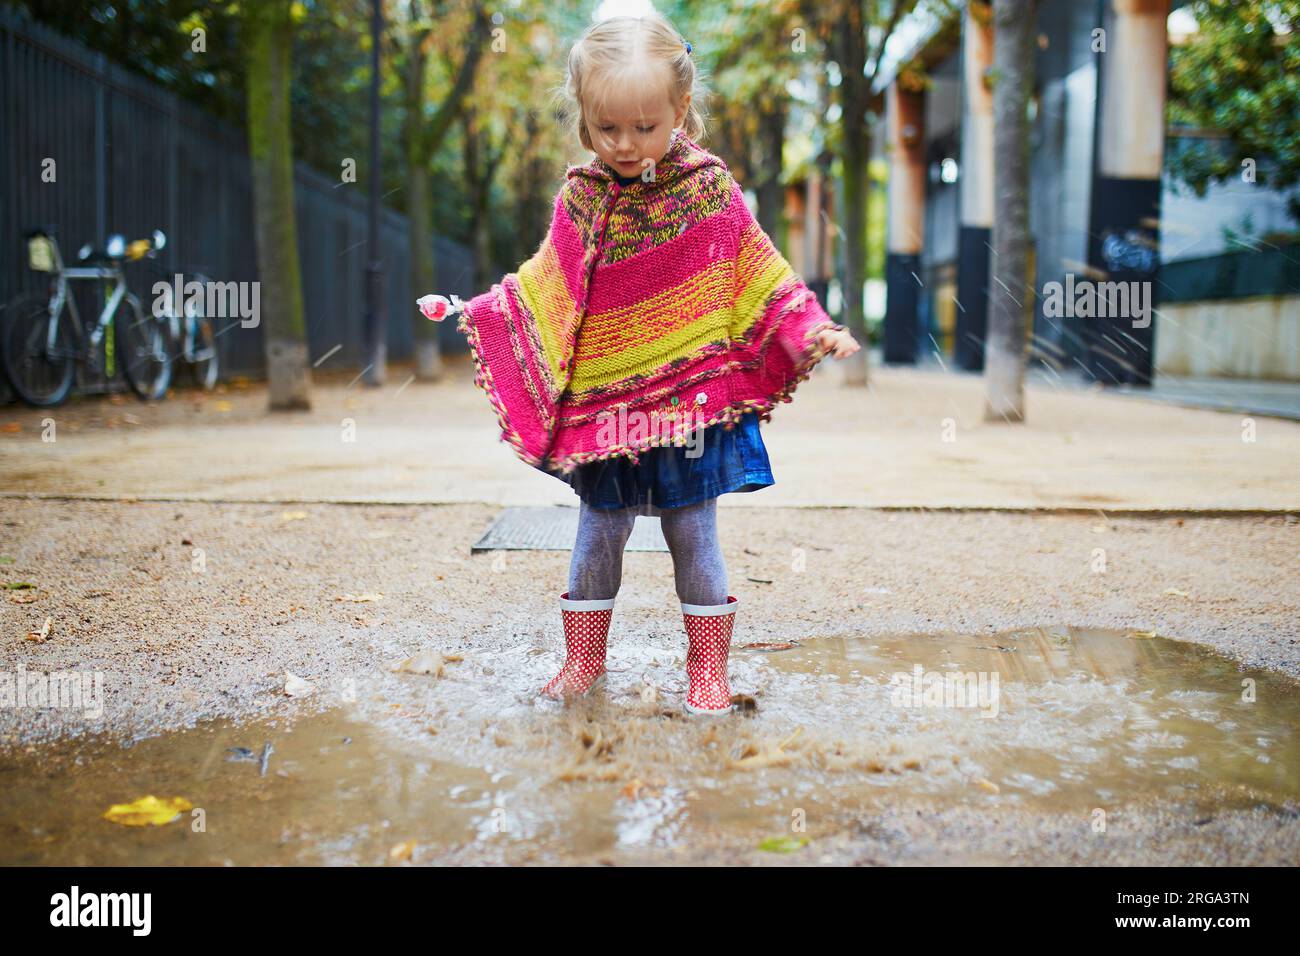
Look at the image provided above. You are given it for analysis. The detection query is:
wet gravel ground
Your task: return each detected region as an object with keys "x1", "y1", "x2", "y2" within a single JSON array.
[{"x1": 1, "y1": 499, "x2": 1297, "y2": 865}]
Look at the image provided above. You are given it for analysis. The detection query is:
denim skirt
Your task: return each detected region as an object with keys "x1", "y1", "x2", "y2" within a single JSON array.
[{"x1": 539, "y1": 410, "x2": 774, "y2": 512}]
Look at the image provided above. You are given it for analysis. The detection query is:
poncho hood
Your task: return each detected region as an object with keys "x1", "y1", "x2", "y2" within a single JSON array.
[
  {"x1": 566, "y1": 126, "x2": 725, "y2": 192},
  {"x1": 457, "y1": 130, "x2": 840, "y2": 475}
]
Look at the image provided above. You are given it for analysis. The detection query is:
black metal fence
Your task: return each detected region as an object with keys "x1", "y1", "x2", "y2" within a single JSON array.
[{"x1": 0, "y1": 7, "x2": 474, "y2": 404}]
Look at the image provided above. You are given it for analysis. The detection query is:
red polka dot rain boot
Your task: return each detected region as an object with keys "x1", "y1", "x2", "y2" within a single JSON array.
[
  {"x1": 541, "y1": 591, "x2": 614, "y2": 700},
  {"x1": 681, "y1": 595, "x2": 738, "y2": 715}
]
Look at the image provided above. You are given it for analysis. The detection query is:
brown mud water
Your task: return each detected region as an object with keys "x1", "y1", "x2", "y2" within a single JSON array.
[{"x1": 1, "y1": 628, "x2": 1297, "y2": 865}]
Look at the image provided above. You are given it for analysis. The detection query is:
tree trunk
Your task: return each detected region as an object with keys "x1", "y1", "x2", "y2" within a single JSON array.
[
  {"x1": 836, "y1": 0, "x2": 869, "y2": 386},
  {"x1": 401, "y1": 2, "x2": 490, "y2": 382},
  {"x1": 404, "y1": 34, "x2": 442, "y2": 381},
  {"x1": 754, "y1": 101, "x2": 787, "y2": 238},
  {"x1": 984, "y1": 0, "x2": 1038, "y2": 423},
  {"x1": 245, "y1": 0, "x2": 311, "y2": 410},
  {"x1": 517, "y1": 111, "x2": 546, "y2": 264},
  {"x1": 463, "y1": 116, "x2": 493, "y2": 294}
]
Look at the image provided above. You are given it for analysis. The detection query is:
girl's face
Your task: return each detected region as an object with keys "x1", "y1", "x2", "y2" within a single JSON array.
[{"x1": 585, "y1": 77, "x2": 690, "y2": 179}]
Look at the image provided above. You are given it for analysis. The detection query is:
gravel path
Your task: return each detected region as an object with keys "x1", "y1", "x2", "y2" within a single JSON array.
[
  {"x1": 2, "y1": 499, "x2": 1296, "y2": 865},
  {"x1": 3, "y1": 499, "x2": 1296, "y2": 744}
]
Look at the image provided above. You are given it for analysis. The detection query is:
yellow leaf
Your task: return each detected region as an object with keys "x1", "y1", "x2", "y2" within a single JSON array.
[
  {"x1": 758, "y1": 836, "x2": 808, "y2": 853},
  {"x1": 388, "y1": 840, "x2": 416, "y2": 862},
  {"x1": 1128, "y1": 630, "x2": 1158, "y2": 640},
  {"x1": 279, "y1": 511, "x2": 309, "y2": 522},
  {"x1": 102, "y1": 795, "x2": 193, "y2": 827},
  {"x1": 335, "y1": 592, "x2": 384, "y2": 603}
]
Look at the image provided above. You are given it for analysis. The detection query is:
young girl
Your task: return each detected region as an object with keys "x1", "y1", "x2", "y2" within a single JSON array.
[{"x1": 420, "y1": 13, "x2": 859, "y2": 715}]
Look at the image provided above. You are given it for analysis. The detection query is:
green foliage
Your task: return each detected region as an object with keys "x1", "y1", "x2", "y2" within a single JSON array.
[{"x1": 1167, "y1": 0, "x2": 1300, "y2": 219}]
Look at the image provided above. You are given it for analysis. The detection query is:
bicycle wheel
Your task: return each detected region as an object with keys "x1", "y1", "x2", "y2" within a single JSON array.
[
  {"x1": 116, "y1": 292, "x2": 172, "y2": 401},
  {"x1": 0, "y1": 292, "x2": 76, "y2": 407},
  {"x1": 187, "y1": 307, "x2": 220, "y2": 391}
]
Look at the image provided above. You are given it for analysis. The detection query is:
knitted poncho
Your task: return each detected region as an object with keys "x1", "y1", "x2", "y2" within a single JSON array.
[{"x1": 457, "y1": 128, "x2": 840, "y2": 475}]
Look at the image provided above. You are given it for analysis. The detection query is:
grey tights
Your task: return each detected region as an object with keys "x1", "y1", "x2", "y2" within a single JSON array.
[{"x1": 567, "y1": 498, "x2": 728, "y2": 606}]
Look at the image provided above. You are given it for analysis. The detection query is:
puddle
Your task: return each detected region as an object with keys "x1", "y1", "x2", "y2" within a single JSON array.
[{"x1": 1, "y1": 628, "x2": 1297, "y2": 864}]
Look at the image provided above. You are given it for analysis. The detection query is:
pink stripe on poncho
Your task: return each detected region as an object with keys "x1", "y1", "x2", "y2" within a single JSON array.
[{"x1": 457, "y1": 130, "x2": 841, "y2": 475}]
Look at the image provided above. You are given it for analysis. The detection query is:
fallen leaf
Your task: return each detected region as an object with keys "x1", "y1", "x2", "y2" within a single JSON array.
[
  {"x1": 279, "y1": 511, "x2": 309, "y2": 523},
  {"x1": 740, "y1": 642, "x2": 796, "y2": 652},
  {"x1": 102, "y1": 795, "x2": 193, "y2": 827},
  {"x1": 973, "y1": 777, "x2": 1000, "y2": 794},
  {"x1": 335, "y1": 592, "x2": 384, "y2": 603},
  {"x1": 388, "y1": 841, "x2": 416, "y2": 862},
  {"x1": 621, "y1": 778, "x2": 648, "y2": 800},
  {"x1": 758, "y1": 836, "x2": 808, "y2": 853},
  {"x1": 392, "y1": 651, "x2": 451, "y2": 676},
  {"x1": 731, "y1": 726, "x2": 803, "y2": 770},
  {"x1": 212, "y1": 400, "x2": 233, "y2": 412},
  {"x1": 554, "y1": 765, "x2": 623, "y2": 783},
  {"x1": 1128, "y1": 630, "x2": 1158, "y2": 640},
  {"x1": 24, "y1": 616, "x2": 53, "y2": 643},
  {"x1": 1163, "y1": 588, "x2": 1190, "y2": 598},
  {"x1": 3, "y1": 581, "x2": 36, "y2": 589},
  {"x1": 284, "y1": 671, "x2": 315, "y2": 697}
]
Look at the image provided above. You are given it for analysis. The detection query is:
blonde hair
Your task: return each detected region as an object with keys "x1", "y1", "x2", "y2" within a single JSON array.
[{"x1": 555, "y1": 13, "x2": 710, "y2": 153}]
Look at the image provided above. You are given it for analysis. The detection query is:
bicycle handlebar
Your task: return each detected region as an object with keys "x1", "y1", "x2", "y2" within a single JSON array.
[{"x1": 22, "y1": 227, "x2": 167, "y2": 269}]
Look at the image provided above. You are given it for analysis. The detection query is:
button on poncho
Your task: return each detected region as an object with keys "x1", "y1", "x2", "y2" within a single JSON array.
[{"x1": 457, "y1": 128, "x2": 841, "y2": 475}]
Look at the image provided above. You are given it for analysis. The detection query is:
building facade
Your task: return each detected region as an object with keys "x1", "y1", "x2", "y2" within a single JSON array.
[{"x1": 878, "y1": 0, "x2": 1300, "y2": 383}]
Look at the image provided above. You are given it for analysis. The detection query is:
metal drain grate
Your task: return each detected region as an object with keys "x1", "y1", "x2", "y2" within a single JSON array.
[{"x1": 471, "y1": 506, "x2": 669, "y2": 552}]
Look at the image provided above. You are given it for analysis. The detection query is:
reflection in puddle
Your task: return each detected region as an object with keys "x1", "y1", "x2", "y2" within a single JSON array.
[{"x1": 1, "y1": 628, "x2": 1297, "y2": 864}]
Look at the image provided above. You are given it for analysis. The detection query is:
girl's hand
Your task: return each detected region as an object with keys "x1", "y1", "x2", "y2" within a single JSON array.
[
  {"x1": 417, "y1": 293, "x2": 465, "y2": 322},
  {"x1": 816, "y1": 326, "x2": 860, "y2": 359}
]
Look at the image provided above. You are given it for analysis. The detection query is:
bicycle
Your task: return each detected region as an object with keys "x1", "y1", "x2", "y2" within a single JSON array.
[
  {"x1": 154, "y1": 267, "x2": 221, "y2": 391},
  {"x1": 2, "y1": 227, "x2": 171, "y2": 407}
]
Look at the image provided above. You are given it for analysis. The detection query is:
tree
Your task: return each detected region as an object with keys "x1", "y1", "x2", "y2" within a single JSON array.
[
  {"x1": 983, "y1": 0, "x2": 1038, "y2": 423},
  {"x1": 244, "y1": 0, "x2": 312, "y2": 410},
  {"x1": 799, "y1": 0, "x2": 959, "y2": 387},
  {"x1": 822, "y1": 0, "x2": 873, "y2": 386},
  {"x1": 699, "y1": 0, "x2": 802, "y2": 238},
  {"x1": 1167, "y1": 0, "x2": 1300, "y2": 224},
  {"x1": 394, "y1": 0, "x2": 491, "y2": 381},
  {"x1": 461, "y1": 107, "x2": 506, "y2": 298}
]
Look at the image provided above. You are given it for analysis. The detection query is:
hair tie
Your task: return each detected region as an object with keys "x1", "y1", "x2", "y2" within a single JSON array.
[{"x1": 683, "y1": 40, "x2": 692, "y2": 54}]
